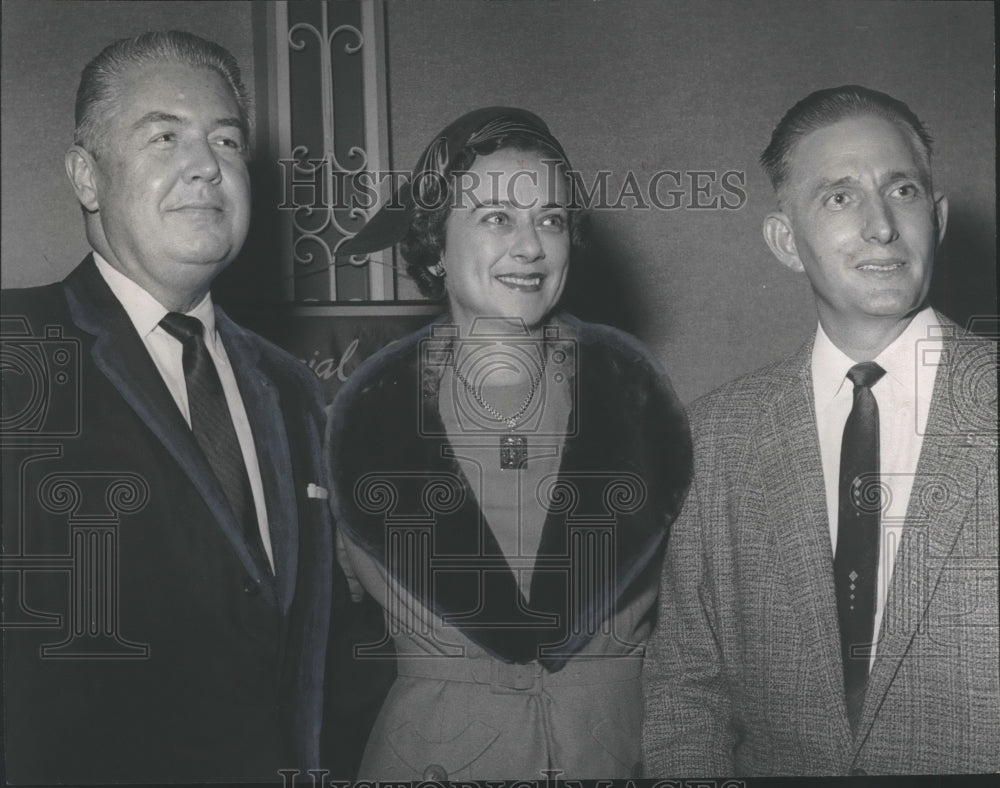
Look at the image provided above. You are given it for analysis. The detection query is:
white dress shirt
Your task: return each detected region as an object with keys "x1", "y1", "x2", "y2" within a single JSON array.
[
  {"x1": 812, "y1": 307, "x2": 941, "y2": 669},
  {"x1": 93, "y1": 253, "x2": 274, "y2": 570}
]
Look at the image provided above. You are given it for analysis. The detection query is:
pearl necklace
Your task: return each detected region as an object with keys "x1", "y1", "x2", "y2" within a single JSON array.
[{"x1": 452, "y1": 354, "x2": 546, "y2": 470}]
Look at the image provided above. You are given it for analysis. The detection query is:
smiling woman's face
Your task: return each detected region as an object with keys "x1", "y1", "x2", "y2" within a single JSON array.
[{"x1": 438, "y1": 148, "x2": 570, "y2": 334}]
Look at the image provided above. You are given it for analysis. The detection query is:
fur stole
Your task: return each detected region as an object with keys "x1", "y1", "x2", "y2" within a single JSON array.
[{"x1": 328, "y1": 314, "x2": 692, "y2": 671}]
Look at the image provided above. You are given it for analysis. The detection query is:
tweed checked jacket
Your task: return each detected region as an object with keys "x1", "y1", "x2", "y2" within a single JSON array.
[{"x1": 641, "y1": 315, "x2": 998, "y2": 776}]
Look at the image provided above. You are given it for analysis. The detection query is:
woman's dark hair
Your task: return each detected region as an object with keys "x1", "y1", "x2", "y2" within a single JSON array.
[{"x1": 400, "y1": 131, "x2": 583, "y2": 300}]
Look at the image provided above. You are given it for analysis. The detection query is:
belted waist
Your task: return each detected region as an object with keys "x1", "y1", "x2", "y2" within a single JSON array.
[{"x1": 395, "y1": 654, "x2": 642, "y2": 694}]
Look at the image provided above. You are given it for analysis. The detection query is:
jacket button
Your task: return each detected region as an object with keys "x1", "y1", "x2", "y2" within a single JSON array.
[
  {"x1": 422, "y1": 764, "x2": 448, "y2": 781},
  {"x1": 243, "y1": 579, "x2": 259, "y2": 595}
]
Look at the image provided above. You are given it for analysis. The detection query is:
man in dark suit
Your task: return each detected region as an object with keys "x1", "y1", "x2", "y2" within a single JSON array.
[
  {"x1": 642, "y1": 85, "x2": 998, "y2": 775},
  {"x1": 1, "y1": 31, "x2": 332, "y2": 783}
]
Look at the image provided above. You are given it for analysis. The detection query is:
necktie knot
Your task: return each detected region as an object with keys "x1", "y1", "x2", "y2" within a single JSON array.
[
  {"x1": 847, "y1": 361, "x2": 885, "y2": 390},
  {"x1": 160, "y1": 312, "x2": 205, "y2": 344}
]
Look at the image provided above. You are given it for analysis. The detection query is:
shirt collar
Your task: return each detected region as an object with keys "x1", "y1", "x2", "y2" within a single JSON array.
[
  {"x1": 811, "y1": 306, "x2": 939, "y2": 407},
  {"x1": 873, "y1": 306, "x2": 939, "y2": 391},
  {"x1": 92, "y1": 252, "x2": 216, "y2": 340},
  {"x1": 812, "y1": 321, "x2": 857, "y2": 408}
]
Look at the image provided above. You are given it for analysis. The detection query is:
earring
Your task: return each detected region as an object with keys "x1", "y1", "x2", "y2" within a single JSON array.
[{"x1": 429, "y1": 262, "x2": 446, "y2": 278}]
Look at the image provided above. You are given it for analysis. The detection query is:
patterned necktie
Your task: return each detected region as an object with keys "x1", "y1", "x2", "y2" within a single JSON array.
[
  {"x1": 834, "y1": 360, "x2": 886, "y2": 732},
  {"x1": 160, "y1": 312, "x2": 270, "y2": 573}
]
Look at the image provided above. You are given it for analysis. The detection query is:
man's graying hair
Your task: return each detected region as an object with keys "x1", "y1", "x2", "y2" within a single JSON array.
[
  {"x1": 74, "y1": 30, "x2": 249, "y2": 157},
  {"x1": 760, "y1": 85, "x2": 934, "y2": 196}
]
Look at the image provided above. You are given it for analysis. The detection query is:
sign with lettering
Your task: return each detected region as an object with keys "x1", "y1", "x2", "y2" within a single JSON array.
[{"x1": 228, "y1": 305, "x2": 441, "y2": 404}]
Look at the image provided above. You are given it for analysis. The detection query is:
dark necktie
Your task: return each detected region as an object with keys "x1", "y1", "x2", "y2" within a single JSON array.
[
  {"x1": 160, "y1": 312, "x2": 270, "y2": 573},
  {"x1": 834, "y1": 360, "x2": 886, "y2": 733}
]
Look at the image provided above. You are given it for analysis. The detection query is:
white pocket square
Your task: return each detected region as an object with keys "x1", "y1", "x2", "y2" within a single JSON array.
[{"x1": 307, "y1": 483, "x2": 328, "y2": 500}]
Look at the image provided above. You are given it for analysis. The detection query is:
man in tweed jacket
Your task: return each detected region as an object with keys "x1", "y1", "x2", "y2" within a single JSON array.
[{"x1": 642, "y1": 85, "x2": 998, "y2": 776}]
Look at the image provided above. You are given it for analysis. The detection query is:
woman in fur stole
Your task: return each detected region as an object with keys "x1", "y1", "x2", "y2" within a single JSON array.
[{"x1": 327, "y1": 107, "x2": 692, "y2": 779}]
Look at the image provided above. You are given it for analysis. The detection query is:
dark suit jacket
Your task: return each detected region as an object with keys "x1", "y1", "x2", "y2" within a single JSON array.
[
  {"x1": 642, "y1": 315, "x2": 999, "y2": 776},
  {"x1": 1, "y1": 257, "x2": 333, "y2": 783}
]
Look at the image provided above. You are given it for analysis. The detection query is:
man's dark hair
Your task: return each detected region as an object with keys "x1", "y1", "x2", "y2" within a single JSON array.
[
  {"x1": 760, "y1": 85, "x2": 933, "y2": 195},
  {"x1": 74, "y1": 30, "x2": 249, "y2": 158}
]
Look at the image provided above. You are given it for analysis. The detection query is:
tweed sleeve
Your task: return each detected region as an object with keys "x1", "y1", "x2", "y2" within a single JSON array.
[{"x1": 640, "y1": 450, "x2": 737, "y2": 776}]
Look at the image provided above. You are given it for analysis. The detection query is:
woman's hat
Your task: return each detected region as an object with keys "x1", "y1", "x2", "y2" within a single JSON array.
[{"x1": 341, "y1": 106, "x2": 569, "y2": 255}]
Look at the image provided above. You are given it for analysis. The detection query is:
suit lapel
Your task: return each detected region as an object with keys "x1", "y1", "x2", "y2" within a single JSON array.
[
  {"x1": 63, "y1": 258, "x2": 274, "y2": 592},
  {"x1": 217, "y1": 311, "x2": 299, "y2": 612},
  {"x1": 855, "y1": 330, "x2": 997, "y2": 753},
  {"x1": 756, "y1": 343, "x2": 855, "y2": 750}
]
